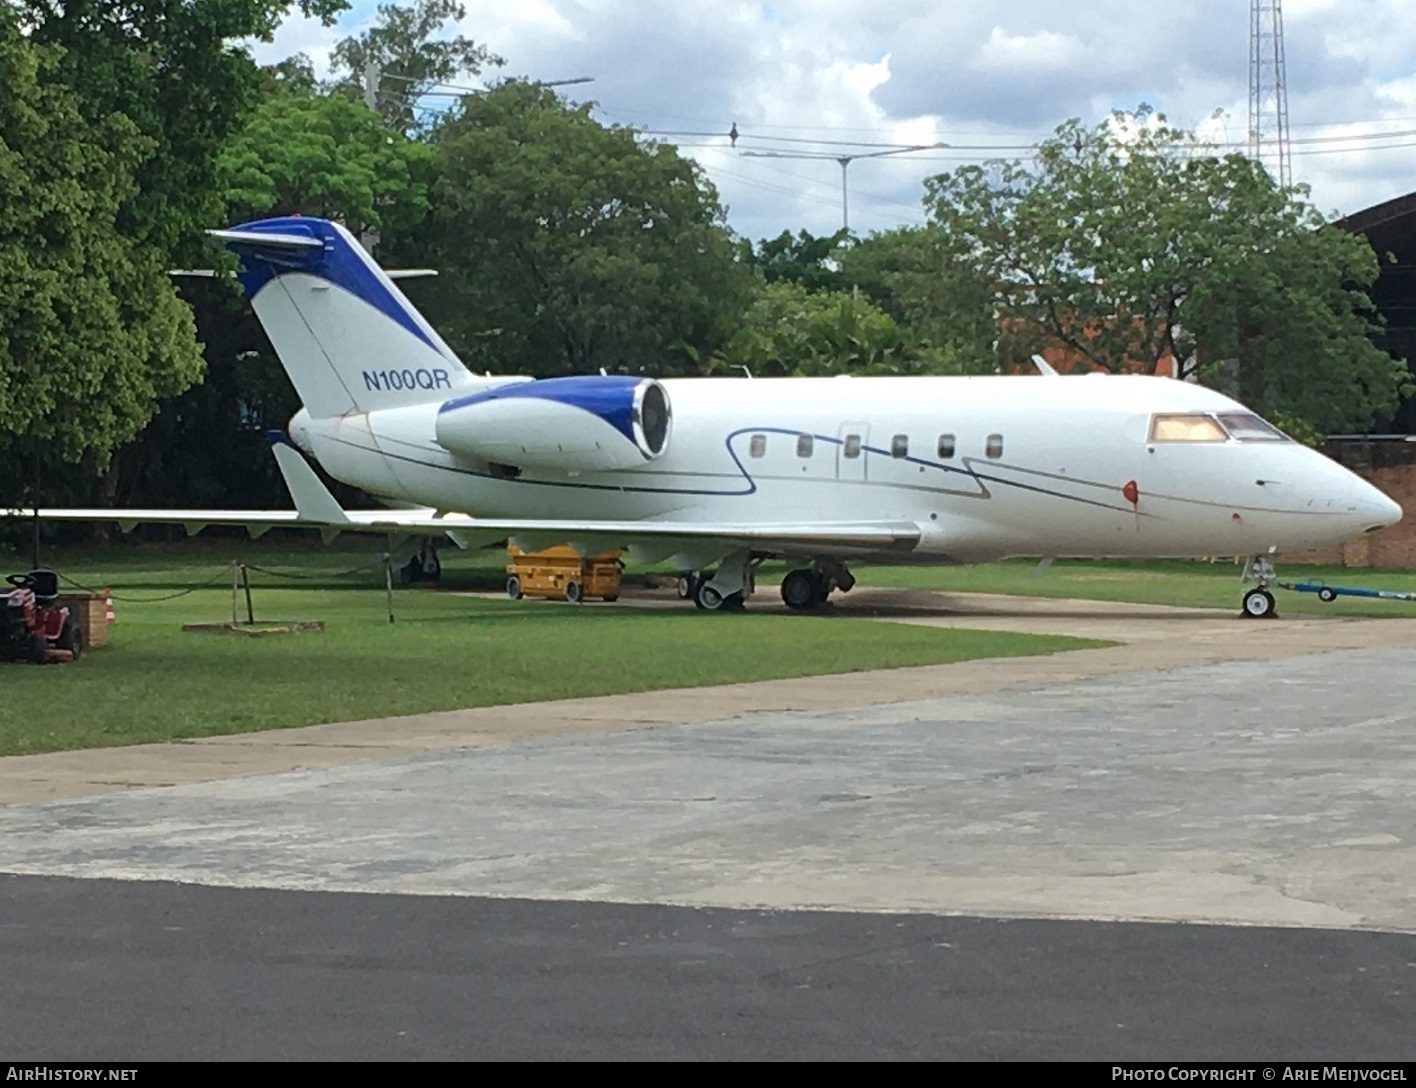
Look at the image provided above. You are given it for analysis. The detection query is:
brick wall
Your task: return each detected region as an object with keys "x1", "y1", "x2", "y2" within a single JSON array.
[{"x1": 1288, "y1": 441, "x2": 1416, "y2": 568}]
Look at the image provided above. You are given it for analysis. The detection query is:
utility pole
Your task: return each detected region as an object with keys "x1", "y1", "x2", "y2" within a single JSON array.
[
  {"x1": 742, "y1": 143, "x2": 947, "y2": 232},
  {"x1": 1248, "y1": 0, "x2": 1292, "y2": 187},
  {"x1": 360, "y1": 60, "x2": 382, "y2": 255},
  {"x1": 363, "y1": 59, "x2": 381, "y2": 113}
]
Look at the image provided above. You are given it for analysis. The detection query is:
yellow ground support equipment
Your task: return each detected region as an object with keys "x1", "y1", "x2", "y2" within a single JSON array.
[{"x1": 505, "y1": 545, "x2": 622, "y2": 603}]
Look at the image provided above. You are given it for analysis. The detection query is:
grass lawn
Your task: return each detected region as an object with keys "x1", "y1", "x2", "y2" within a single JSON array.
[
  {"x1": 853, "y1": 557, "x2": 1416, "y2": 617},
  {"x1": 0, "y1": 541, "x2": 1104, "y2": 756}
]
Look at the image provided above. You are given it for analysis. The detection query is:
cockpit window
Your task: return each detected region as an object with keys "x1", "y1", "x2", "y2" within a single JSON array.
[
  {"x1": 1149, "y1": 414, "x2": 1228, "y2": 442},
  {"x1": 1215, "y1": 412, "x2": 1289, "y2": 442}
]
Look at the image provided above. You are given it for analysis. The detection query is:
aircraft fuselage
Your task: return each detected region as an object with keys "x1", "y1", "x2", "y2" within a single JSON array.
[{"x1": 292, "y1": 371, "x2": 1396, "y2": 564}]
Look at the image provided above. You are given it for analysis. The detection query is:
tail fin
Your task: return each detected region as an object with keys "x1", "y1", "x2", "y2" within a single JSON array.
[{"x1": 214, "y1": 217, "x2": 472, "y2": 419}]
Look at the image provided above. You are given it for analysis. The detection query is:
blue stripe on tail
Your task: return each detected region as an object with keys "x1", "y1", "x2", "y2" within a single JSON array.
[{"x1": 222, "y1": 217, "x2": 441, "y2": 355}]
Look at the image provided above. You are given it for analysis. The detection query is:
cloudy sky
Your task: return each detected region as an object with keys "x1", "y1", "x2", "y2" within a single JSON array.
[{"x1": 256, "y1": 0, "x2": 1416, "y2": 242}]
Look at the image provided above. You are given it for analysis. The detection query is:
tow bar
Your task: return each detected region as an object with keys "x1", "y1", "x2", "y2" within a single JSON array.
[{"x1": 1281, "y1": 581, "x2": 1416, "y2": 604}]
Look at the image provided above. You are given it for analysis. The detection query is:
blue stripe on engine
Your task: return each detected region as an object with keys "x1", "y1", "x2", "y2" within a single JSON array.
[
  {"x1": 438, "y1": 375, "x2": 642, "y2": 444},
  {"x1": 221, "y1": 217, "x2": 443, "y2": 356}
]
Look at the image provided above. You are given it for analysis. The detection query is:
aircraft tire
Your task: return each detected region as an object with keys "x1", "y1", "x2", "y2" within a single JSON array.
[
  {"x1": 781, "y1": 569, "x2": 819, "y2": 610},
  {"x1": 1242, "y1": 588, "x2": 1277, "y2": 619},
  {"x1": 697, "y1": 581, "x2": 751, "y2": 611}
]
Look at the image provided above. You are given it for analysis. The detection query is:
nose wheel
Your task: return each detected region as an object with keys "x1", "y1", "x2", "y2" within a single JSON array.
[
  {"x1": 1240, "y1": 556, "x2": 1279, "y2": 619},
  {"x1": 1242, "y1": 587, "x2": 1277, "y2": 618}
]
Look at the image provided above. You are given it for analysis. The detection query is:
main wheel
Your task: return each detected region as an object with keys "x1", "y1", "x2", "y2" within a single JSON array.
[
  {"x1": 506, "y1": 575, "x2": 523, "y2": 600},
  {"x1": 781, "y1": 569, "x2": 819, "y2": 610},
  {"x1": 1242, "y1": 588, "x2": 1277, "y2": 618},
  {"x1": 60, "y1": 619, "x2": 82, "y2": 660},
  {"x1": 565, "y1": 580, "x2": 583, "y2": 603},
  {"x1": 1318, "y1": 587, "x2": 1337, "y2": 603},
  {"x1": 696, "y1": 582, "x2": 725, "y2": 611}
]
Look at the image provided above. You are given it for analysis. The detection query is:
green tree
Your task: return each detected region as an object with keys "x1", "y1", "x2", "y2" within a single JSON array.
[
  {"x1": 11, "y1": 0, "x2": 349, "y2": 263},
  {"x1": 0, "y1": 15, "x2": 202, "y2": 467},
  {"x1": 864, "y1": 225, "x2": 1032, "y2": 375},
  {"x1": 407, "y1": 80, "x2": 752, "y2": 376},
  {"x1": 714, "y1": 280, "x2": 949, "y2": 377},
  {"x1": 751, "y1": 228, "x2": 852, "y2": 292},
  {"x1": 328, "y1": 0, "x2": 502, "y2": 135},
  {"x1": 218, "y1": 92, "x2": 433, "y2": 237},
  {"x1": 915, "y1": 108, "x2": 1407, "y2": 431}
]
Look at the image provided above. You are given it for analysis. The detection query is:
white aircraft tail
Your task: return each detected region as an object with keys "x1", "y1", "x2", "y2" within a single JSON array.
[{"x1": 213, "y1": 217, "x2": 476, "y2": 419}]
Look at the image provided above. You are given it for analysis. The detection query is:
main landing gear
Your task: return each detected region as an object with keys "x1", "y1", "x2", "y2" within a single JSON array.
[
  {"x1": 1240, "y1": 555, "x2": 1278, "y2": 619},
  {"x1": 400, "y1": 540, "x2": 441, "y2": 584},
  {"x1": 780, "y1": 560, "x2": 855, "y2": 611},
  {"x1": 678, "y1": 557, "x2": 857, "y2": 613},
  {"x1": 682, "y1": 551, "x2": 756, "y2": 611}
]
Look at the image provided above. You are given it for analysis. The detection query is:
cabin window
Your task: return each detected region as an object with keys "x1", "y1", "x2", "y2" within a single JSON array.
[
  {"x1": 1215, "y1": 412, "x2": 1289, "y2": 442},
  {"x1": 1149, "y1": 414, "x2": 1227, "y2": 443},
  {"x1": 749, "y1": 434, "x2": 767, "y2": 458},
  {"x1": 843, "y1": 434, "x2": 862, "y2": 459},
  {"x1": 891, "y1": 434, "x2": 909, "y2": 458},
  {"x1": 937, "y1": 434, "x2": 956, "y2": 459},
  {"x1": 797, "y1": 433, "x2": 814, "y2": 458},
  {"x1": 985, "y1": 434, "x2": 1004, "y2": 459}
]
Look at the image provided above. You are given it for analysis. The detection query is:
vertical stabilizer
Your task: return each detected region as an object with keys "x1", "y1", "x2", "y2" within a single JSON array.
[{"x1": 212, "y1": 217, "x2": 473, "y2": 419}]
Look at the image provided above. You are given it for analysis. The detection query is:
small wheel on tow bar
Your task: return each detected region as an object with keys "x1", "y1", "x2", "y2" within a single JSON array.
[
  {"x1": 1318, "y1": 587, "x2": 1337, "y2": 603},
  {"x1": 1242, "y1": 588, "x2": 1277, "y2": 619}
]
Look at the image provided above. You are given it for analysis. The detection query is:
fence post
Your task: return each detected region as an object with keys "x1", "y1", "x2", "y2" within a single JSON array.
[{"x1": 383, "y1": 553, "x2": 395, "y2": 624}]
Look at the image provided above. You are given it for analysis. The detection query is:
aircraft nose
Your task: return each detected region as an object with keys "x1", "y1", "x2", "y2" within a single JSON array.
[{"x1": 1354, "y1": 479, "x2": 1402, "y2": 531}]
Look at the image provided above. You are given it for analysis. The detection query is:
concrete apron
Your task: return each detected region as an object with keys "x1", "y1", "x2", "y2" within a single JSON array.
[{"x1": 0, "y1": 590, "x2": 1413, "y2": 933}]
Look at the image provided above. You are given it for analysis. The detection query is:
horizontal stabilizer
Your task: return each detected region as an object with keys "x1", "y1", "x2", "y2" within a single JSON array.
[{"x1": 208, "y1": 229, "x2": 324, "y2": 250}]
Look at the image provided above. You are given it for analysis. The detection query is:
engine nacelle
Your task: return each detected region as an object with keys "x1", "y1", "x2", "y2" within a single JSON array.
[{"x1": 434, "y1": 375, "x2": 671, "y2": 472}]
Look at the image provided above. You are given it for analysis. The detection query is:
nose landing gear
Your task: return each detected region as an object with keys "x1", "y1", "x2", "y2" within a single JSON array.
[{"x1": 1240, "y1": 555, "x2": 1278, "y2": 619}]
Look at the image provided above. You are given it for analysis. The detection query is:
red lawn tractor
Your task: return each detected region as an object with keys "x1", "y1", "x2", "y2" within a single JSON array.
[{"x1": 1, "y1": 570, "x2": 82, "y2": 664}]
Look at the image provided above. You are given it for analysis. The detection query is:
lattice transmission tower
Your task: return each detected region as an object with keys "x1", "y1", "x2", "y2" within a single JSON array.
[{"x1": 1248, "y1": 0, "x2": 1292, "y2": 187}]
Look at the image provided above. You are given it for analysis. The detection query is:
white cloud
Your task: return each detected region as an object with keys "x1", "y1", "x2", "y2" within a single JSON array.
[
  {"x1": 972, "y1": 27, "x2": 1085, "y2": 74},
  {"x1": 244, "y1": 1, "x2": 1416, "y2": 238}
]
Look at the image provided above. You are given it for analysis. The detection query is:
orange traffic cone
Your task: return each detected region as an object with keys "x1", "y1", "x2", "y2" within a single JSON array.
[{"x1": 104, "y1": 588, "x2": 115, "y2": 624}]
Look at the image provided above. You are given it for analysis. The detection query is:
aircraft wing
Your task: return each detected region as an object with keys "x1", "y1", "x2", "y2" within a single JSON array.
[
  {"x1": 8, "y1": 440, "x2": 921, "y2": 562},
  {"x1": 5, "y1": 505, "x2": 921, "y2": 560}
]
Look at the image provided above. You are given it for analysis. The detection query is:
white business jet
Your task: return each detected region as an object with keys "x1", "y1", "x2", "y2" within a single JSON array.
[{"x1": 23, "y1": 216, "x2": 1402, "y2": 618}]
